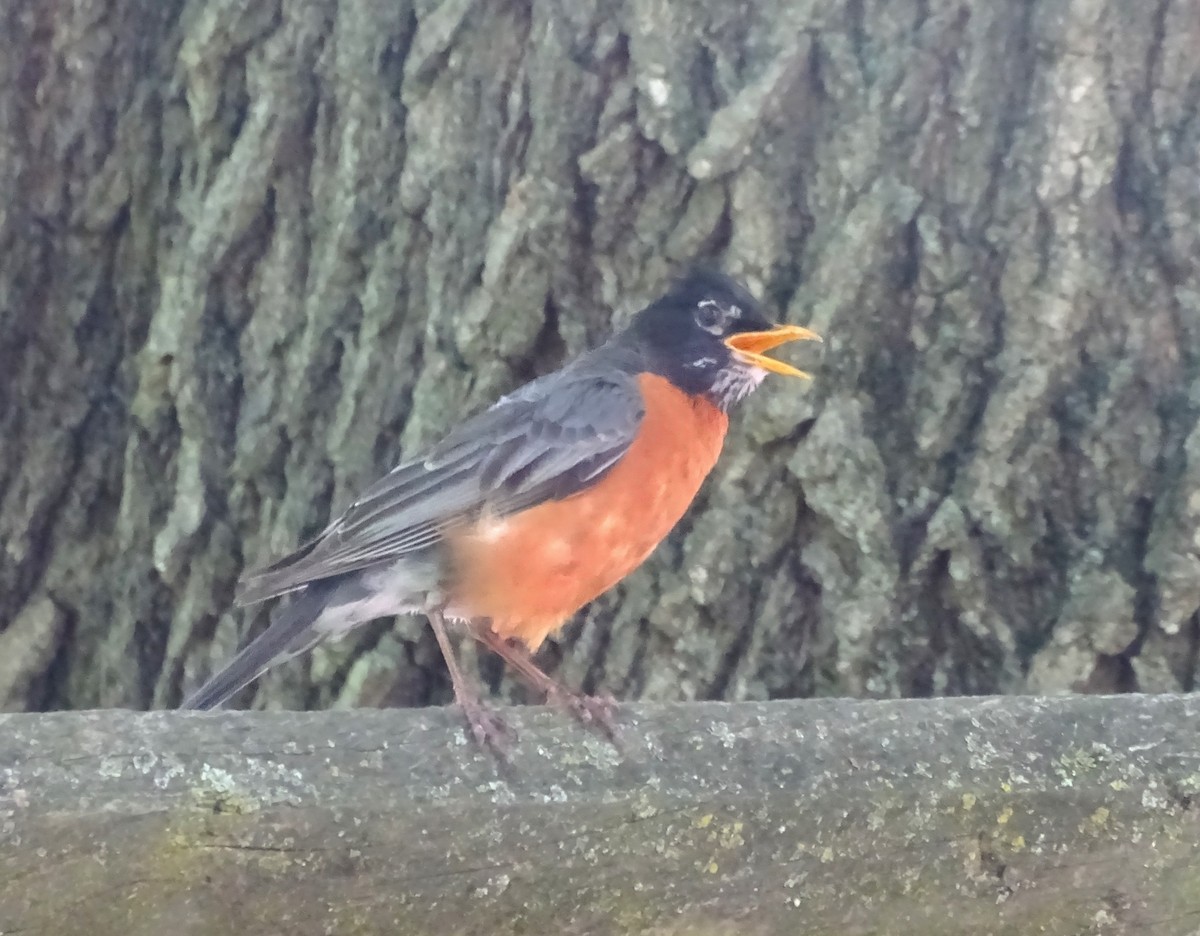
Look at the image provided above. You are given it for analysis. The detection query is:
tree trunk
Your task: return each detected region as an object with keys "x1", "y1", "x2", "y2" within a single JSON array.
[{"x1": 1, "y1": 0, "x2": 1198, "y2": 712}]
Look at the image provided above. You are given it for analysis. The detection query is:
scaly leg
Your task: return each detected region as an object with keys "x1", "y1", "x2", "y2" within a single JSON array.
[
  {"x1": 472, "y1": 626, "x2": 620, "y2": 742},
  {"x1": 427, "y1": 609, "x2": 512, "y2": 753}
]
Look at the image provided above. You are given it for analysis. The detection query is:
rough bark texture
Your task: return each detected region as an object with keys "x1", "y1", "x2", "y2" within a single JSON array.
[
  {"x1": 4, "y1": 697, "x2": 1200, "y2": 935},
  {"x1": 1, "y1": 0, "x2": 1199, "y2": 712}
]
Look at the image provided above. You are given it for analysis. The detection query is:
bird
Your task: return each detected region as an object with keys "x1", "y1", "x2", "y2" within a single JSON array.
[{"x1": 181, "y1": 269, "x2": 820, "y2": 748}]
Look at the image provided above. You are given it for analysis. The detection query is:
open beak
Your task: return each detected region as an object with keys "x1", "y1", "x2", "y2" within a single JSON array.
[{"x1": 723, "y1": 324, "x2": 822, "y2": 378}]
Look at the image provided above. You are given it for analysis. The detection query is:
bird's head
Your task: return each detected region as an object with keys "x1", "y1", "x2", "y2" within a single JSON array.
[{"x1": 626, "y1": 268, "x2": 821, "y2": 410}]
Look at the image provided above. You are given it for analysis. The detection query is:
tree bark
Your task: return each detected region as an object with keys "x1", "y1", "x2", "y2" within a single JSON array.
[
  {"x1": 1, "y1": 0, "x2": 1198, "y2": 712},
  {"x1": 3, "y1": 696, "x2": 1200, "y2": 935}
]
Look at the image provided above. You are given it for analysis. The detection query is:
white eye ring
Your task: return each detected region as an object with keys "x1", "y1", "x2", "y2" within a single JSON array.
[{"x1": 696, "y1": 299, "x2": 737, "y2": 334}]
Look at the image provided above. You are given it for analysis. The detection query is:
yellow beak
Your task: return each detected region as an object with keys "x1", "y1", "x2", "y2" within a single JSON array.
[{"x1": 723, "y1": 324, "x2": 822, "y2": 378}]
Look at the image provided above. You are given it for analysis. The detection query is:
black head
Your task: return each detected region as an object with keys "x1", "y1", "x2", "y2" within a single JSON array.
[{"x1": 621, "y1": 269, "x2": 819, "y2": 410}]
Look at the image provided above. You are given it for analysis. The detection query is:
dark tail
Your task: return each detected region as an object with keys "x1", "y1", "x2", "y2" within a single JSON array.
[{"x1": 181, "y1": 585, "x2": 330, "y2": 711}]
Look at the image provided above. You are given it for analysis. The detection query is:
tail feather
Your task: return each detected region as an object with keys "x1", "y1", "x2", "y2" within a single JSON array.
[{"x1": 181, "y1": 586, "x2": 330, "y2": 711}]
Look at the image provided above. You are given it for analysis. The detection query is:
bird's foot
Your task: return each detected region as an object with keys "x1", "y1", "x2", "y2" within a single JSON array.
[
  {"x1": 458, "y1": 696, "x2": 516, "y2": 755},
  {"x1": 548, "y1": 687, "x2": 621, "y2": 744},
  {"x1": 429, "y1": 609, "x2": 514, "y2": 755},
  {"x1": 470, "y1": 626, "x2": 622, "y2": 749}
]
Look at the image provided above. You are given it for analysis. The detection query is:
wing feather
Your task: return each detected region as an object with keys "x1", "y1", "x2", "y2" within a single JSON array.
[{"x1": 235, "y1": 361, "x2": 645, "y2": 606}]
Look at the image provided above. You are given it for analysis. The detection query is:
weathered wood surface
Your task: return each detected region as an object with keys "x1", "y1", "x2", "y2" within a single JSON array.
[{"x1": 3, "y1": 696, "x2": 1199, "y2": 935}]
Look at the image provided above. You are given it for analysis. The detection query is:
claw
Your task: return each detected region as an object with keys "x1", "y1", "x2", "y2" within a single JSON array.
[
  {"x1": 460, "y1": 698, "x2": 516, "y2": 755},
  {"x1": 547, "y1": 687, "x2": 621, "y2": 746}
]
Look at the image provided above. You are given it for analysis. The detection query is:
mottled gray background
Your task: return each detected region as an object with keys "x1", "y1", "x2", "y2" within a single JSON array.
[{"x1": 2, "y1": 0, "x2": 1198, "y2": 714}]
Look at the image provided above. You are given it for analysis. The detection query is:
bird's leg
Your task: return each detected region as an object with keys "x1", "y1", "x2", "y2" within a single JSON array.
[
  {"x1": 472, "y1": 626, "x2": 620, "y2": 742},
  {"x1": 427, "y1": 609, "x2": 513, "y2": 753}
]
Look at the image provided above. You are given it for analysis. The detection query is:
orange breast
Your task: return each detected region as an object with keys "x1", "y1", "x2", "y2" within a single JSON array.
[{"x1": 446, "y1": 374, "x2": 729, "y2": 649}]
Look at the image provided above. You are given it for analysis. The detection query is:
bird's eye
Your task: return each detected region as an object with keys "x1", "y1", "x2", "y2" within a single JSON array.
[{"x1": 696, "y1": 299, "x2": 736, "y2": 334}]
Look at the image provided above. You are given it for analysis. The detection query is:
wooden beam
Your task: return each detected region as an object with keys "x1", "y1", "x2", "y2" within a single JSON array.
[{"x1": 2, "y1": 696, "x2": 1199, "y2": 934}]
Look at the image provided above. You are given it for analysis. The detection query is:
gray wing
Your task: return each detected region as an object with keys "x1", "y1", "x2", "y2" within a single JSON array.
[{"x1": 235, "y1": 365, "x2": 645, "y2": 606}]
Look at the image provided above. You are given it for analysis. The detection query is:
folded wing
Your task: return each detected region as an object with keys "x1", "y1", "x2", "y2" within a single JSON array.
[{"x1": 235, "y1": 362, "x2": 646, "y2": 606}]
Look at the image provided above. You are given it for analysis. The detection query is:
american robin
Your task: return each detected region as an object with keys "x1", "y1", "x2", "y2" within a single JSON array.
[{"x1": 182, "y1": 269, "x2": 820, "y2": 746}]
